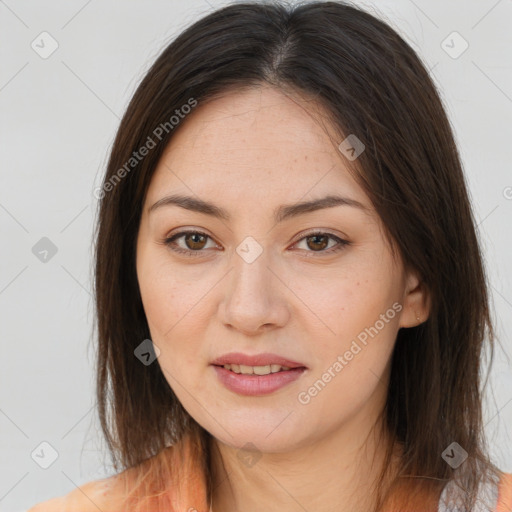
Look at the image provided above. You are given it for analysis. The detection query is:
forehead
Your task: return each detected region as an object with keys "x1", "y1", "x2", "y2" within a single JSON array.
[{"x1": 145, "y1": 85, "x2": 371, "y2": 211}]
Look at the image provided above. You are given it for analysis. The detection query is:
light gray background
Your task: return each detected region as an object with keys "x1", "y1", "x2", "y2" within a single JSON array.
[{"x1": 1, "y1": 0, "x2": 511, "y2": 510}]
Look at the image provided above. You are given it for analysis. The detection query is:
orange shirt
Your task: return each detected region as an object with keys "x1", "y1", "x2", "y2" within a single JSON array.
[
  {"x1": 27, "y1": 432, "x2": 512, "y2": 511},
  {"x1": 115, "y1": 433, "x2": 512, "y2": 512},
  {"x1": 497, "y1": 472, "x2": 512, "y2": 511}
]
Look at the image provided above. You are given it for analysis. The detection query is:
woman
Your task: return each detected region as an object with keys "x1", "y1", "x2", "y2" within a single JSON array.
[{"x1": 29, "y1": 1, "x2": 512, "y2": 511}]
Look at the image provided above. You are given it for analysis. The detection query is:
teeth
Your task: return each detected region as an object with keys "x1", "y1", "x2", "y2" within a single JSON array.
[
  {"x1": 239, "y1": 364, "x2": 254, "y2": 374},
  {"x1": 222, "y1": 364, "x2": 293, "y2": 375}
]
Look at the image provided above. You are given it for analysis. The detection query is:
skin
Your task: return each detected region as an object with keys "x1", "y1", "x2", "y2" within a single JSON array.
[{"x1": 135, "y1": 84, "x2": 430, "y2": 512}]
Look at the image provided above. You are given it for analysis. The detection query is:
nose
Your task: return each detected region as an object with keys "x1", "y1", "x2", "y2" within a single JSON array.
[{"x1": 219, "y1": 246, "x2": 290, "y2": 335}]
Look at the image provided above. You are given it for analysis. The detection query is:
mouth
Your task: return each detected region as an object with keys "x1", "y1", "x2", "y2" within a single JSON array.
[
  {"x1": 211, "y1": 352, "x2": 307, "y2": 370},
  {"x1": 213, "y1": 363, "x2": 306, "y2": 375},
  {"x1": 210, "y1": 353, "x2": 308, "y2": 396}
]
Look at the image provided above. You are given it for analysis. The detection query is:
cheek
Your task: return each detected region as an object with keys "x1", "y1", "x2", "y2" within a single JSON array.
[
  {"x1": 136, "y1": 254, "x2": 217, "y2": 392},
  {"x1": 137, "y1": 267, "x2": 196, "y2": 377},
  {"x1": 299, "y1": 264, "x2": 399, "y2": 344},
  {"x1": 140, "y1": 278, "x2": 207, "y2": 400},
  {"x1": 137, "y1": 250, "x2": 202, "y2": 338},
  {"x1": 296, "y1": 285, "x2": 398, "y2": 425},
  {"x1": 297, "y1": 262, "x2": 401, "y2": 403}
]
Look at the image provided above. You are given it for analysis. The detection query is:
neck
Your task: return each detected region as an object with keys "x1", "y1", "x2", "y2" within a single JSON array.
[{"x1": 208, "y1": 415, "x2": 403, "y2": 512}]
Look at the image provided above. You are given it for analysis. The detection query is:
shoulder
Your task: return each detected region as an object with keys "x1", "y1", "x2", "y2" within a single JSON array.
[
  {"x1": 437, "y1": 471, "x2": 512, "y2": 512},
  {"x1": 25, "y1": 495, "x2": 66, "y2": 512},
  {"x1": 26, "y1": 475, "x2": 119, "y2": 512},
  {"x1": 497, "y1": 471, "x2": 512, "y2": 511}
]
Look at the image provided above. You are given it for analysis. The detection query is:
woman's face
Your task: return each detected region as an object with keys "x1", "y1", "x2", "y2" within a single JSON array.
[{"x1": 136, "y1": 85, "x2": 428, "y2": 452}]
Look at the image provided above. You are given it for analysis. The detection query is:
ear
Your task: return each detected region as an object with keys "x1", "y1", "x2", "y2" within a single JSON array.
[{"x1": 399, "y1": 268, "x2": 430, "y2": 328}]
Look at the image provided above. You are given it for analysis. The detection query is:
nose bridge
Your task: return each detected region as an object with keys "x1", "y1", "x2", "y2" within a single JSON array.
[
  {"x1": 221, "y1": 236, "x2": 287, "y2": 331},
  {"x1": 229, "y1": 238, "x2": 272, "y2": 303}
]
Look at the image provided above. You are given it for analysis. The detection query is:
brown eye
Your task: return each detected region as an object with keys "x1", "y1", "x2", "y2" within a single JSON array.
[
  {"x1": 293, "y1": 231, "x2": 350, "y2": 256},
  {"x1": 306, "y1": 234, "x2": 329, "y2": 251},
  {"x1": 183, "y1": 232, "x2": 208, "y2": 250},
  {"x1": 163, "y1": 230, "x2": 217, "y2": 256},
  {"x1": 163, "y1": 230, "x2": 349, "y2": 258}
]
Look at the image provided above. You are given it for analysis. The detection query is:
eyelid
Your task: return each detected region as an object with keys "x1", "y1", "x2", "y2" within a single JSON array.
[
  {"x1": 290, "y1": 230, "x2": 350, "y2": 257},
  {"x1": 290, "y1": 227, "x2": 349, "y2": 245},
  {"x1": 163, "y1": 229, "x2": 220, "y2": 256}
]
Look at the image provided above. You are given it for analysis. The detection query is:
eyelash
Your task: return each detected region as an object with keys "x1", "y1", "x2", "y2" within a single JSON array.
[{"x1": 161, "y1": 229, "x2": 350, "y2": 258}]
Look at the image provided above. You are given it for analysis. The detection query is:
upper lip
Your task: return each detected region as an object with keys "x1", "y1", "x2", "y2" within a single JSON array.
[{"x1": 211, "y1": 352, "x2": 307, "y2": 369}]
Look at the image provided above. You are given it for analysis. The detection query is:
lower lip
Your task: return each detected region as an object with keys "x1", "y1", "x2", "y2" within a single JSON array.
[{"x1": 212, "y1": 365, "x2": 307, "y2": 396}]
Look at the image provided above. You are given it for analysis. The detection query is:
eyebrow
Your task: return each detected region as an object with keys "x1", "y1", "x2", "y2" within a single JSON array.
[{"x1": 148, "y1": 193, "x2": 370, "y2": 222}]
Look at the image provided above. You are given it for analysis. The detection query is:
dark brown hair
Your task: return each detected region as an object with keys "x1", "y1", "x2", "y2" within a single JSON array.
[{"x1": 92, "y1": 1, "x2": 503, "y2": 510}]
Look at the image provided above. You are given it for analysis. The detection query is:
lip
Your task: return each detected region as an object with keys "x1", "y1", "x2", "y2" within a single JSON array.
[
  {"x1": 211, "y1": 352, "x2": 307, "y2": 369},
  {"x1": 212, "y1": 366, "x2": 307, "y2": 396},
  {"x1": 211, "y1": 352, "x2": 308, "y2": 396}
]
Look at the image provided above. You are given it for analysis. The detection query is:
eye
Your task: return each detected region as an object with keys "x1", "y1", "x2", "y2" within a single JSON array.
[
  {"x1": 162, "y1": 230, "x2": 219, "y2": 257},
  {"x1": 161, "y1": 230, "x2": 350, "y2": 257},
  {"x1": 291, "y1": 231, "x2": 350, "y2": 256}
]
